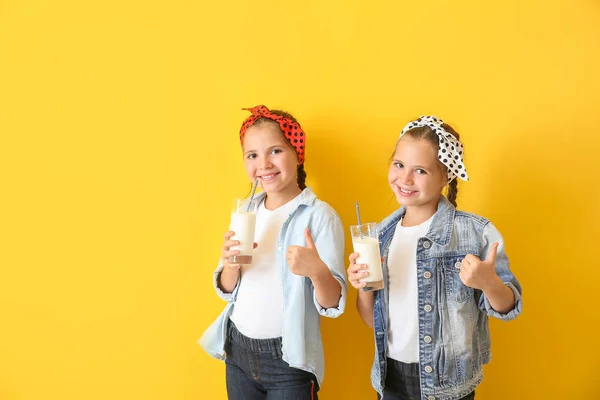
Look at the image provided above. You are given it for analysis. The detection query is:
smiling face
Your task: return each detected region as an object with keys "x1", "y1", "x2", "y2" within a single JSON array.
[
  {"x1": 241, "y1": 121, "x2": 301, "y2": 205},
  {"x1": 388, "y1": 136, "x2": 447, "y2": 222}
]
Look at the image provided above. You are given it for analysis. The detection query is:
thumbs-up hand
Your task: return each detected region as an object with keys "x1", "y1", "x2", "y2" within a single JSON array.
[
  {"x1": 458, "y1": 242, "x2": 501, "y2": 291},
  {"x1": 287, "y1": 228, "x2": 325, "y2": 279}
]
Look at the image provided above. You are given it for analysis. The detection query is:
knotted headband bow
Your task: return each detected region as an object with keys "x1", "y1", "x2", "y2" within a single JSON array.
[
  {"x1": 400, "y1": 116, "x2": 468, "y2": 182},
  {"x1": 239, "y1": 105, "x2": 305, "y2": 165}
]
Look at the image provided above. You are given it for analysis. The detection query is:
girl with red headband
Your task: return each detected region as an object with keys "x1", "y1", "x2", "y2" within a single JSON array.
[{"x1": 200, "y1": 105, "x2": 347, "y2": 399}]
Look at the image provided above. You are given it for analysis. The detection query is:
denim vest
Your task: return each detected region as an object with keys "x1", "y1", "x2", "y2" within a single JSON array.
[
  {"x1": 371, "y1": 196, "x2": 523, "y2": 400},
  {"x1": 199, "y1": 187, "x2": 347, "y2": 387}
]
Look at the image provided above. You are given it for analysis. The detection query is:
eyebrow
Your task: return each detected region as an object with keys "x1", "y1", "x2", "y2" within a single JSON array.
[
  {"x1": 244, "y1": 145, "x2": 283, "y2": 155},
  {"x1": 392, "y1": 159, "x2": 432, "y2": 170}
]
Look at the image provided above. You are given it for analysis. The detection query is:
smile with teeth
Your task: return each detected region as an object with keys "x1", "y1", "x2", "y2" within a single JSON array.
[
  {"x1": 399, "y1": 187, "x2": 417, "y2": 194},
  {"x1": 258, "y1": 172, "x2": 280, "y2": 181}
]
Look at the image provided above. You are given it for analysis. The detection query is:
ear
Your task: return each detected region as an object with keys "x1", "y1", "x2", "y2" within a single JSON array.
[{"x1": 439, "y1": 166, "x2": 449, "y2": 189}]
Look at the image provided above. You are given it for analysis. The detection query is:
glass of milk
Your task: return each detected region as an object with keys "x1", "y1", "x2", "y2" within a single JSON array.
[
  {"x1": 228, "y1": 198, "x2": 258, "y2": 265},
  {"x1": 350, "y1": 223, "x2": 384, "y2": 291}
]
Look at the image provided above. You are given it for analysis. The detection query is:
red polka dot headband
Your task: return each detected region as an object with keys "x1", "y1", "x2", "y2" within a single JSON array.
[{"x1": 239, "y1": 105, "x2": 306, "y2": 165}]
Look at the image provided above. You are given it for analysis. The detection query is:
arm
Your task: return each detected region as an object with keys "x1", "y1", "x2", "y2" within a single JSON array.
[
  {"x1": 459, "y1": 222, "x2": 523, "y2": 320},
  {"x1": 216, "y1": 266, "x2": 240, "y2": 294},
  {"x1": 287, "y1": 215, "x2": 347, "y2": 317},
  {"x1": 311, "y1": 259, "x2": 343, "y2": 309},
  {"x1": 309, "y1": 214, "x2": 347, "y2": 315},
  {"x1": 480, "y1": 268, "x2": 515, "y2": 314},
  {"x1": 347, "y1": 252, "x2": 376, "y2": 328},
  {"x1": 213, "y1": 231, "x2": 255, "y2": 300},
  {"x1": 357, "y1": 290, "x2": 375, "y2": 328}
]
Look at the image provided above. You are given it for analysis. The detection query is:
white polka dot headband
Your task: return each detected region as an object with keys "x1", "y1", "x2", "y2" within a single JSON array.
[{"x1": 400, "y1": 116, "x2": 469, "y2": 183}]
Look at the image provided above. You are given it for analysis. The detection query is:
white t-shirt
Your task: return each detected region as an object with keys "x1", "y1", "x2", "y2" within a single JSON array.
[
  {"x1": 229, "y1": 197, "x2": 297, "y2": 339},
  {"x1": 387, "y1": 215, "x2": 434, "y2": 363}
]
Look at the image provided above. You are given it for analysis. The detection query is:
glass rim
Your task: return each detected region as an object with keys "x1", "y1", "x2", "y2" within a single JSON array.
[
  {"x1": 350, "y1": 222, "x2": 376, "y2": 228},
  {"x1": 232, "y1": 198, "x2": 259, "y2": 212}
]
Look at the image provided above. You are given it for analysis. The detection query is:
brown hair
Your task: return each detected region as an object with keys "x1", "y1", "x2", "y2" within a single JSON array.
[
  {"x1": 249, "y1": 110, "x2": 307, "y2": 190},
  {"x1": 396, "y1": 123, "x2": 461, "y2": 207}
]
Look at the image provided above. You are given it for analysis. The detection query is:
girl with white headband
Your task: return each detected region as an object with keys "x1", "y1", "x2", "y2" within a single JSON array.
[{"x1": 347, "y1": 116, "x2": 523, "y2": 400}]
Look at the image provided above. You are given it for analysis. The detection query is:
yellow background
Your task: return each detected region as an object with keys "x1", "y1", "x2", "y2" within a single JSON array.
[{"x1": 1, "y1": 0, "x2": 599, "y2": 399}]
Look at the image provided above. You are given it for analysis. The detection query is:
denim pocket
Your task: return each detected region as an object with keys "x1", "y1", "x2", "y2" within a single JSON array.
[
  {"x1": 444, "y1": 255, "x2": 474, "y2": 303},
  {"x1": 267, "y1": 378, "x2": 318, "y2": 400}
]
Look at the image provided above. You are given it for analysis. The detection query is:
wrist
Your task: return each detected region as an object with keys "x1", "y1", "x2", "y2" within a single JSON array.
[
  {"x1": 309, "y1": 261, "x2": 331, "y2": 283},
  {"x1": 220, "y1": 266, "x2": 240, "y2": 282},
  {"x1": 357, "y1": 289, "x2": 375, "y2": 300},
  {"x1": 222, "y1": 265, "x2": 238, "y2": 274},
  {"x1": 482, "y1": 274, "x2": 503, "y2": 293}
]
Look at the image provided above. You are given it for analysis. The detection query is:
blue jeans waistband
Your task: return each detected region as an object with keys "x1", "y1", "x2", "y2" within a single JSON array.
[
  {"x1": 227, "y1": 319, "x2": 283, "y2": 357},
  {"x1": 387, "y1": 358, "x2": 420, "y2": 378}
]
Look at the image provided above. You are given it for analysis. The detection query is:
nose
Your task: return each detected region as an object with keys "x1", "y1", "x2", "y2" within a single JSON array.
[
  {"x1": 398, "y1": 169, "x2": 413, "y2": 185},
  {"x1": 257, "y1": 155, "x2": 273, "y2": 171}
]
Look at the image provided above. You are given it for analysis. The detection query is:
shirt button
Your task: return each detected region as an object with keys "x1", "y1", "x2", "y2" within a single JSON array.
[
  {"x1": 428, "y1": 396, "x2": 436, "y2": 400},
  {"x1": 424, "y1": 271, "x2": 432, "y2": 279},
  {"x1": 424, "y1": 304, "x2": 432, "y2": 312},
  {"x1": 424, "y1": 365, "x2": 433, "y2": 373},
  {"x1": 422, "y1": 241, "x2": 431, "y2": 249},
  {"x1": 278, "y1": 246, "x2": 283, "y2": 251},
  {"x1": 454, "y1": 261, "x2": 461, "y2": 269},
  {"x1": 424, "y1": 335, "x2": 432, "y2": 343}
]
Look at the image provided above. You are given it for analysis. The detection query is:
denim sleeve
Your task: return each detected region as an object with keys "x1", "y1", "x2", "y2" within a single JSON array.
[
  {"x1": 213, "y1": 260, "x2": 240, "y2": 302},
  {"x1": 478, "y1": 222, "x2": 523, "y2": 321},
  {"x1": 311, "y1": 214, "x2": 347, "y2": 318}
]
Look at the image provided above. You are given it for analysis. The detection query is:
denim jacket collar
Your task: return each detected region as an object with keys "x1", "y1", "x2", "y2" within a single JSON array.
[
  {"x1": 251, "y1": 187, "x2": 317, "y2": 209},
  {"x1": 379, "y1": 195, "x2": 456, "y2": 246}
]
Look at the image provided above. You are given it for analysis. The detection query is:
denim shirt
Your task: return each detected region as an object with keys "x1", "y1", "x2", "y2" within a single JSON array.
[
  {"x1": 199, "y1": 187, "x2": 347, "y2": 387},
  {"x1": 371, "y1": 196, "x2": 523, "y2": 400}
]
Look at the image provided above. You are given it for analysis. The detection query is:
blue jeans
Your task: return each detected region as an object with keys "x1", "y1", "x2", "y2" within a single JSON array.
[
  {"x1": 225, "y1": 320, "x2": 319, "y2": 400},
  {"x1": 381, "y1": 358, "x2": 475, "y2": 400}
]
